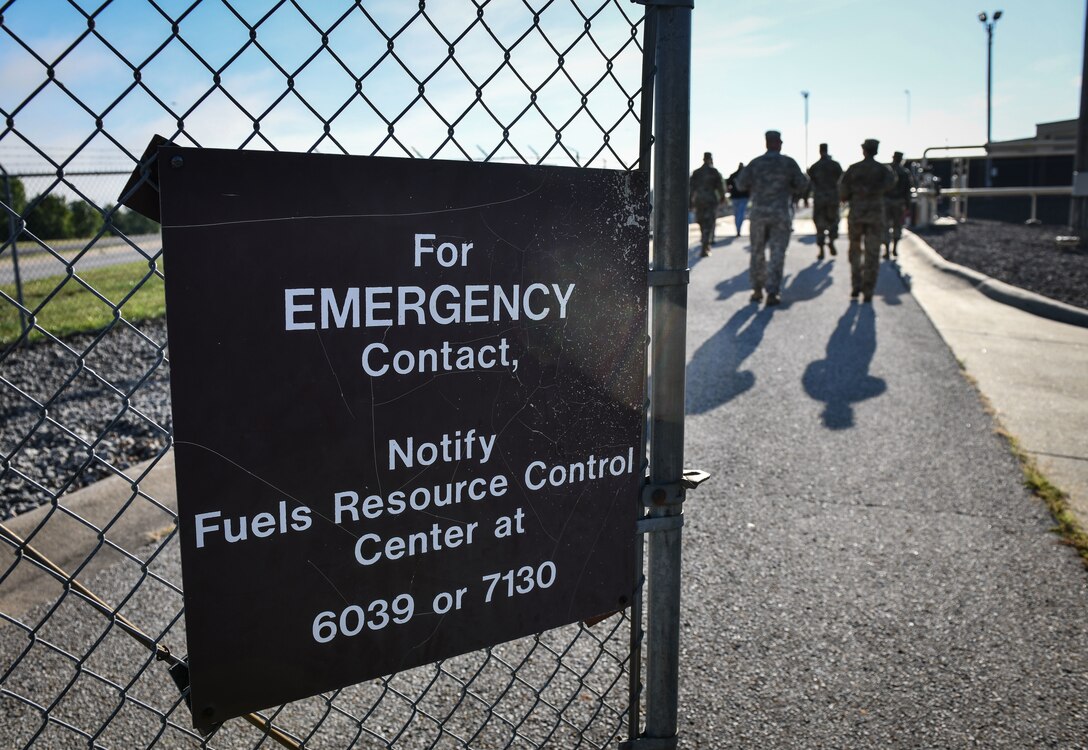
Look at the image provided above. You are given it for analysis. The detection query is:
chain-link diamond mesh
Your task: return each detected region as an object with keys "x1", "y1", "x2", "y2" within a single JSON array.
[{"x1": 1, "y1": 1, "x2": 654, "y2": 747}]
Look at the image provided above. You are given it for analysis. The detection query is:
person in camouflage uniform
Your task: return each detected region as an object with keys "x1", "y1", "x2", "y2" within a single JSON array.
[
  {"x1": 807, "y1": 143, "x2": 844, "y2": 260},
  {"x1": 883, "y1": 150, "x2": 913, "y2": 259},
  {"x1": 736, "y1": 130, "x2": 808, "y2": 306},
  {"x1": 840, "y1": 139, "x2": 896, "y2": 303},
  {"x1": 689, "y1": 152, "x2": 725, "y2": 257}
]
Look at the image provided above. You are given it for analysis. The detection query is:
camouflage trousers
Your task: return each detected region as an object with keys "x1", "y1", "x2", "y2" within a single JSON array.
[
  {"x1": 694, "y1": 203, "x2": 717, "y2": 250},
  {"x1": 812, "y1": 200, "x2": 840, "y2": 243},
  {"x1": 848, "y1": 217, "x2": 882, "y2": 296},
  {"x1": 749, "y1": 216, "x2": 791, "y2": 295},
  {"x1": 884, "y1": 199, "x2": 907, "y2": 245}
]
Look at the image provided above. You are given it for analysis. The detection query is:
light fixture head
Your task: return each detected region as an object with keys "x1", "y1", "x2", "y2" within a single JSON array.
[
  {"x1": 979, "y1": 11, "x2": 987, "y2": 22},
  {"x1": 993, "y1": 10, "x2": 1002, "y2": 20}
]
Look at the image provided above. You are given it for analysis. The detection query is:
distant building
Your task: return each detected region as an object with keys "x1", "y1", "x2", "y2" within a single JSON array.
[{"x1": 919, "y1": 119, "x2": 1074, "y2": 224}]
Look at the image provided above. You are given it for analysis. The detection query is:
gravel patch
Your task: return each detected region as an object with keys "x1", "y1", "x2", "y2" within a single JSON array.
[
  {"x1": 0, "y1": 319, "x2": 172, "y2": 519},
  {"x1": 915, "y1": 219, "x2": 1088, "y2": 310}
]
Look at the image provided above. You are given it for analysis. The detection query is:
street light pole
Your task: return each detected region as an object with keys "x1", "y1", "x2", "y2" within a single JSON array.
[
  {"x1": 979, "y1": 10, "x2": 1003, "y2": 187},
  {"x1": 801, "y1": 90, "x2": 809, "y2": 167},
  {"x1": 1069, "y1": 0, "x2": 1088, "y2": 239}
]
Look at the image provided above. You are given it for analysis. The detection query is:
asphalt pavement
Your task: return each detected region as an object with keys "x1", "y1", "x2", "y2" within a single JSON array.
[{"x1": 677, "y1": 213, "x2": 1088, "y2": 747}]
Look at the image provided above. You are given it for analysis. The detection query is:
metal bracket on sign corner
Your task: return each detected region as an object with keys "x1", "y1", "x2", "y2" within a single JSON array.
[
  {"x1": 646, "y1": 268, "x2": 689, "y2": 288},
  {"x1": 630, "y1": 0, "x2": 694, "y2": 8},
  {"x1": 641, "y1": 468, "x2": 711, "y2": 508},
  {"x1": 619, "y1": 735, "x2": 679, "y2": 750},
  {"x1": 681, "y1": 468, "x2": 710, "y2": 489}
]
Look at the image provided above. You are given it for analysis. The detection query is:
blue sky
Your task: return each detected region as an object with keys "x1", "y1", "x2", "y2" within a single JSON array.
[
  {"x1": 693, "y1": 0, "x2": 1086, "y2": 173},
  {"x1": 0, "y1": 0, "x2": 1084, "y2": 198}
]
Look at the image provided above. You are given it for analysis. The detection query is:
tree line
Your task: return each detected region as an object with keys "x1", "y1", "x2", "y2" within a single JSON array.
[{"x1": 1, "y1": 175, "x2": 159, "y2": 242}]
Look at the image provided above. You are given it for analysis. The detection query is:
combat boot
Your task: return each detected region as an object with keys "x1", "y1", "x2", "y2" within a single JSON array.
[
  {"x1": 817, "y1": 243, "x2": 824, "y2": 261},
  {"x1": 749, "y1": 287, "x2": 763, "y2": 303},
  {"x1": 828, "y1": 240, "x2": 837, "y2": 256}
]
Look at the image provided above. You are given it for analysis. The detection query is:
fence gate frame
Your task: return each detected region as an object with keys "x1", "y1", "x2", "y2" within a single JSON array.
[
  {"x1": 627, "y1": 2, "x2": 696, "y2": 750},
  {"x1": 0, "y1": 1, "x2": 699, "y2": 747}
]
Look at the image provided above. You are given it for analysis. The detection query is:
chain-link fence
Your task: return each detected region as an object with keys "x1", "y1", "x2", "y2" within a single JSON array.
[{"x1": 1, "y1": 1, "x2": 692, "y2": 748}]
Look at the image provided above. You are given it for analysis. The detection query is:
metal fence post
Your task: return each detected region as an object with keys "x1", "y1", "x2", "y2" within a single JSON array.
[
  {"x1": 643, "y1": 2, "x2": 692, "y2": 747},
  {"x1": 1, "y1": 166, "x2": 28, "y2": 340}
]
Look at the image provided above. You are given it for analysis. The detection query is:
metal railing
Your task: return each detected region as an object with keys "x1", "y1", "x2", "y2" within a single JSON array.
[
  {"x1": 0, "y1": 1, "x2": 695, "y2": 748},
  {"x1": 938, "y1": 185, "x2": 1073, "y2": 224}
]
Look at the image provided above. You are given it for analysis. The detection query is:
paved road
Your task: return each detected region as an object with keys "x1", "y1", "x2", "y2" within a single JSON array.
[
  {"x1": 0, "y1": 234, "x2": 160, "y2": 285},
  {"x1": 677, "y1": 216, "x2": 1088, "y2": 747}
]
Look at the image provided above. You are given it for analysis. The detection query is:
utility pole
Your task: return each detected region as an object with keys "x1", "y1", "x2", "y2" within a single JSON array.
[
  {"x1": 801, "y1": 90, "x2": 810, "y2": 168},
  {"x1": 1070, "y1": 1, "x2": 1088, "y2": 239}
]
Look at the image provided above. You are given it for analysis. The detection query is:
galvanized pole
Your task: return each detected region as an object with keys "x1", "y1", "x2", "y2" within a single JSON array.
[
  {"x1": 1, "y1": 167, "x2": 28, "y2": 341},
  {"x1": 644, "y1": 1, "x2": 691, "y2": 747}
]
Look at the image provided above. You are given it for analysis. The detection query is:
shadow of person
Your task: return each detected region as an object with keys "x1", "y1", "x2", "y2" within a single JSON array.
[
  {"x1": 778, "y1": 261, "x2": 834, "y2": 309},
  {"x1": 688, "y1": 241, "x2": 709, "y2": 267},
  {"x1": 878, "y1": 260, "x2": 907, "y2": 306},
  {"x1": 714, "y1": 269, "x2": 751, "y2": 303},
  {"x1": 802, "y1": 303, "x2": 886, "y2": 430},
  {"x1": 686, "y1": 303, "x2": 776, "y2": 414}
]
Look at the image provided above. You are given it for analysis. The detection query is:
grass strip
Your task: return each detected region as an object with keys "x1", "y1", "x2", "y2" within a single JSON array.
[
  {"x1": 959, "y1": 364, "x2": 1088, "y2": 567},
  {"x1": 0, "y1": 260, "x2": 165, "y2": 345},
  {"x1": 1001, "y1": 429, "x2": 1088, "y2": 567}
]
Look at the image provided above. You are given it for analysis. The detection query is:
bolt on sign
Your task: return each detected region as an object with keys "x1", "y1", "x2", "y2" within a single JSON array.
[{"x1": 156, "y1": 147, "x2": 648, "y2": 731}]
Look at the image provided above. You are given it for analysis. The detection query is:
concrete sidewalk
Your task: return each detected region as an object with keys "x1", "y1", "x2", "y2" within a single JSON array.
[{"x1": 895, "y1": 228, "x2": 1088, "y2": 530}]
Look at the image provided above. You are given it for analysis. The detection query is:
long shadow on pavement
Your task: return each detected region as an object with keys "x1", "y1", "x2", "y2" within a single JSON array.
[
  {"x1": 779, "y1": 259, "x2": 835, "y2": 309},
  {"x1": 686, "y1": 302, "x2": 776, "y2": 414},
  {"x1": 802, "y1": 302, "x2": 886, "y2": 429},
  {"x1": 714, "y1": 269, "x2": 751, "y2": 304},
  {"x1": 878, "y1": 258, "x2": 907, "y2": 306}
]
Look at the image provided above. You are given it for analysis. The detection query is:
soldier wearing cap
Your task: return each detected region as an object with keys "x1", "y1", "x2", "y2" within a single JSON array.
[
  {"x1": 839, "y1": 138, "x2": 896, "y2": 302},
  {"x1": 735, "y1": 130, "x2": 808, "y2": 306},
  {"x1": 807, "y1": 143, "x2": 844, "y2": 260},
  {"x1": 883, "y1": 150, "x2": 913, "y2": 259},
  {"x1": 689, "y1": 151, "x2": 726, "y2": 257}
]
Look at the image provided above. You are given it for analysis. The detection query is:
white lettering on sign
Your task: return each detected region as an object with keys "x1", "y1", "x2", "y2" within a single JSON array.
[
  {"x1": 361, "y1": 337, "x2": 518, "y2": 377},
  {"x1": 524, "y1": 447, "x2": 635, "y2": 491},
  {"x1": 331, "y1": 473, "x2": 507, "y2": 522},
  {"x1": 283, "y1": 284, "x2": 575, "y2": 330},
  {"x1": 194, "y1": 501, "x2": 312, "y2": 549},
  {"x1": 353, "y1": 521, "x2": 480, "y2": 566},
  {"x1": 388, "y1": 429, "x2": 496, "y2": 470},
  {"x1": 414, "y1": 233, "x2": 474, "y2": 267}
]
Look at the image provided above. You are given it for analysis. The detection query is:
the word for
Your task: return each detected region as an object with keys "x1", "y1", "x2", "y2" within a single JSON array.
[{"x1": 414, "y1": 233, "x2": 473, "y2": 267}]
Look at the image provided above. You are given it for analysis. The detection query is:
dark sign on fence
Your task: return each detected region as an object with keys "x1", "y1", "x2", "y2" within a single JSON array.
[{"x1": 158, "y1": 147, "x2": 648, "y2": 729}]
